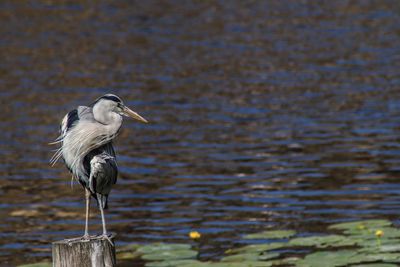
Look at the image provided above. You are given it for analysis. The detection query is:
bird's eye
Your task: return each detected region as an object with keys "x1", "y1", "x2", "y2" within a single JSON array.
[{"x1": 115, "y1": 103, "x2": 124, "y2": 114}]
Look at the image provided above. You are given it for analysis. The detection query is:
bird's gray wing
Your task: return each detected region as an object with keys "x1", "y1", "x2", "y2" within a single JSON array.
[
  {"x1": 86, "y1": 147, "x2": 118, "y2": 209},
  {"x1": 76, "y1": 105, "x2": 95, "y2": 121},
  {"x1": 51, "y1": 106, "x2": 94, "y2": 165},
  {"x1": 59, "y1": 105, "x2": 94, "y2": 138}
]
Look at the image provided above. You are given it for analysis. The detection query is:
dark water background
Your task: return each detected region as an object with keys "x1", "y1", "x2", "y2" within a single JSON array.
[{"x1": 2, "y1": 1, "x2": 400, "y2": 265}]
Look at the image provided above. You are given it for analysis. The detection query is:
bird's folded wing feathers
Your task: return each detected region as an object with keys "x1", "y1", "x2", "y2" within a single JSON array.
[
  {"x1": 89, "y1": 152, "x2": 117, "y2": 194},
  {"x1": 50, "y1": 106, "x2": 93, "y2": 163}
]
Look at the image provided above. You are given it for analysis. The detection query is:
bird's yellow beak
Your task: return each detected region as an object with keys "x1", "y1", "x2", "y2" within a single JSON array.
[{"x1": 122, "y1": 106, "x2": 148, "y2": 123}]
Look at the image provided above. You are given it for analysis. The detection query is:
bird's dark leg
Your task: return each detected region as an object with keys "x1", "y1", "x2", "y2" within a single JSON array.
[
  {"x1": 97, "y1": 193, "x2": 114, "y2": 246},
  {"x1": 83, "y1": 188, "x2": 91, "y2": 239}
]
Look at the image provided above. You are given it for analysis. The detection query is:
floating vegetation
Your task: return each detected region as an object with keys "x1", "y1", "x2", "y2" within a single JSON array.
[
  {"x1": 328, "y1": 220, "x2": 392, "y2": 231},
  {"x1": 141, "y1": 249, "x2": 198, "y2": 261},
  {"x1": 243, "y1": 230, "x2": 296, "y2": 240},
  {"x1": 136, "y1": 220, "x2": 400, "y2": 266},
  {"x1": 288, "y1": 234, "x2": 357, "y2": 248},
  {"x1": 19, "y1": 219, "x2": 400, "y2": 267},
  {"x1": 221, "y1": 252, "x2": 280, "y2": 262},
  {"x1": 228, "y1": 242, "x2": 287, "y2": 254}
]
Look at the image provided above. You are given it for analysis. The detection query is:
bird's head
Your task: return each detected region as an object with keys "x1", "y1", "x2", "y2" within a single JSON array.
[{"x1": 93, "y1": 94, "x2": 148, "y2": 124}]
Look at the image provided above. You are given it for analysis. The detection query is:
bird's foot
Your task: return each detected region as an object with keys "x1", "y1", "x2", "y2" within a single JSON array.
[
  {"x1": 65, "y1": 234, "x2": 97, "y2": 244},
  {"x1": 65, "y1": 236, "x2": 86, "y2": 244},
  {"x1": 101, "y1": 233, "x2": 114, "y2": 246}
]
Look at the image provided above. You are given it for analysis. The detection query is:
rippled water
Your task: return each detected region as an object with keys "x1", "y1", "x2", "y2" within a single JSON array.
[{"x1": 2, "y1": 1, "x2": 400, "y2": 266}]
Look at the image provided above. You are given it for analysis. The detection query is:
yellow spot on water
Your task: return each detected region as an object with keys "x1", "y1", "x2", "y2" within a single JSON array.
[
  {"x1": 189, "y1": 231, "x2": 201, "y2": 239},
  {"x1": 375, "y1": 230, "x2": 384, "y2": 238}
]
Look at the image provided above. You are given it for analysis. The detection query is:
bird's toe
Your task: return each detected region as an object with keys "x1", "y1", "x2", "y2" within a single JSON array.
[{"x1": 102, "y1": 234, "x2": 114, "y2": 246}]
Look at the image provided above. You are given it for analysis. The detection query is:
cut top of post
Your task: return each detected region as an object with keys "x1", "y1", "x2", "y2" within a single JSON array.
[{"x1": 52, "y1": 234, "x2": 116, "y2": 267}]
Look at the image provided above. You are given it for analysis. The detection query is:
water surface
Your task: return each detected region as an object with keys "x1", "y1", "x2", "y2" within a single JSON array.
[{"x1": 1, "y1": 1, "x2": 400, "y2": 265}]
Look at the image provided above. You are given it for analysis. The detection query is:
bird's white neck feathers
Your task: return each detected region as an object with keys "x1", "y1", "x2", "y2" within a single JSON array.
[{"x1": 93, "y1": 100, "x2": 123, "y2": 126}]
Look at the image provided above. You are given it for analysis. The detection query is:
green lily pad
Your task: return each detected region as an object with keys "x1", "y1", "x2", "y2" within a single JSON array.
[
  {"x1": 221, "y1": 252, "x2": 280, "y2": 262},
  {"x1": 296, "y1": 250, "x2": 360, "y2": 267},
  {"x1": 339, "y1": 227, "x2": 400, "y2": 242},
  {"x1": 228, "y1": 242, "x2": 287, "y2": 254},
  {"x1": 374, "y1": 227, "x2": 400, "y2": 239},
  {"x1": 159, "y1": 262, "x2": 272, "y2": 267},
  {"x1": 244, "y1": 230, "x2": 296, "y2": 240},
  {"x1": 142, "y1": 249, "x2": 198, "y2": 261},
  {"x1": 296, "y1": 250, "x2": 400, "y2": 267},
  {"x1": 192, "y1": 262, "x2": 272, "y2": 267},
  {"x1": 221, "y1": 253, "x2": 260, "y2": 262},
  {"x1": 355, "y1": 237, "x2": 400, "y2": 253},
  {"x1": 69, "y1": 219, "x2": 400, "y2": 266},
  {"x1": 362, "y1": 252, "x2": 400, "y2": 262},
  {"x1": 379, "y1": 244, "x2": 400, "y2": 253},
  {"x1": 289, "y1": 235, "x2": 356, "y2": 248},
  {"x1": 145, "y1": 259, "x2": 204, "y2": 267},
  {"x1": 352, "y1": 265, "x2": 397, "y2": 267},
  {"x1": 271, "y1": 257, "x2": 301, "y2": 265},
  {"x1": 137, "y1": 243, "x2": 193, "y2": 254},
  {"x1": 329, "y1": 220, "x2": 392, "y2": 231},
  {"x1": 152, "y1": 260, "x2": 211, "y2": 267},
  {"x1": 258, "y1": 252, "x2": 281, "y2": 261}
]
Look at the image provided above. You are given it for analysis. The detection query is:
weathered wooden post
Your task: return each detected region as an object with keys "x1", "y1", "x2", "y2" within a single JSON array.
[{"x1": 52, "y1": 234, "x2": 116, "y2": 267}]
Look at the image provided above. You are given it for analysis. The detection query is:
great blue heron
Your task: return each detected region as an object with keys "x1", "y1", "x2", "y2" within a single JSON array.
[{"x1": 50, "y1": 94, "x2": 147, "y2": 243}]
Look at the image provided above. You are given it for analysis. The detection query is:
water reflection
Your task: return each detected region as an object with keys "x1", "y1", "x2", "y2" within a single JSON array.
[{"x1": 1, "y1": 0, "x2": 400, "y2": 265}]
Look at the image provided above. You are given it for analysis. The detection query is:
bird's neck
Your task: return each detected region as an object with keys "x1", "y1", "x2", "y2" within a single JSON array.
[
  {"x1": 93, "y1": 105, "x2": 121, "y2": 124},
  {"x1": 93, "y1": 106, "x2": 122, "y2": 142}
]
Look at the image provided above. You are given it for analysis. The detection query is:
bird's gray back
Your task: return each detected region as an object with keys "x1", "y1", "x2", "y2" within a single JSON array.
[{"x1": 60, "y1": 106, "x2": 94, "y2": 138}]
